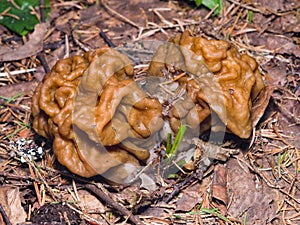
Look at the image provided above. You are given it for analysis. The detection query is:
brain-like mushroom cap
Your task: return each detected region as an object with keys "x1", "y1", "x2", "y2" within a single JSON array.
[
  {"x1": 32, "y1": 31, "x2": 266, "y2": 181},
  {"x1": 148, "y1": 30, "x2": 265, "y2": 139},
  {"x1": 32, "y1": 47, "x2": 163, "y2": 181}
]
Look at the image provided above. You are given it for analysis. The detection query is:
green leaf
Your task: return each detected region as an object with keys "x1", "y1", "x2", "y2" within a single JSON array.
[
  {"x1": 167, "y1": 173, "x2": 179, "y2": 179},
  {"x1": 5, "y1": 126, "x2": 26, "y2": 138},
  {"x1": 243, "y1": 211, "x2": 248, "y2": 225},
  {"x1": 166, "y1": 133, "x2": 172, "y2": 154},
  {"x1": 164, "y1": 125, "x2": 187, "y2": 171},
  {"x1": 248, "y1": 10, "x2": 253, "y2": 24},
  {"x1": 202, "y1": 0, "x2": 222, "y2": 15},
  {"x1": 166, "y1": 124, "x2": 187, "y2": 157},
  {"x1": 173, "y1": 214, "x2": 181, "y2": 219},
  {"x1": 194, "y1": 0, "x2": 222, "y2": 15},
  {"x1": 0, "y1": 0, "x2": 50, "y2": 36},
  {"x1": 195, "y1": 0, "x2": 202, "y2": 7}
]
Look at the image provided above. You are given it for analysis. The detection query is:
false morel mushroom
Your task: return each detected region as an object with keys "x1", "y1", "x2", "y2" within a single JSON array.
[
  {"x1": 32, "y1": 47, "x2": 163, "y2": 182},
  {"x1": 32, "y1": 31, "x2": 266, "y2": 181},
  {"x1": 148, "y1": 30, "x2": 265, "y2": 139}
]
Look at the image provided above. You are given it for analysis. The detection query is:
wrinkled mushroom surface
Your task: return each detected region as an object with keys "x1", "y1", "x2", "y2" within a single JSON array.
[
  {"x1": 32, "y1": 47, "x2": 163, "y2": 181},
  {"x1": 148, "y1": 30, "x2": 265, "y2": 138},
  {"x1": 32, "y1": 31, "x2": 266, "y2": 181}
]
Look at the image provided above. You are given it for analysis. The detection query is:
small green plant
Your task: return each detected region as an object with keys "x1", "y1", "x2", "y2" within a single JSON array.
[
  {"x1": 248, "y1": 10, "x2": 253, "y2": 24},
  {"x1": 0, "y1": 0, "x2": 50, "y2": 36},
  {"x1": 166, "y1": 124, "x2": 187, "y2": 159},
  {"x1": 164, "y1": 125, "x2": 187, "y2": 178},
  {"x1": 199, "y1": 208, "x2": 229, "y2": 221},
  {"x1": 194, "y1": 205, "x2": 229, "y2": 221},
  {"x1": 194, "y1": 0, "x2": 223, "y2": 15},
  {"x1": 243, "y1": 211, "x2": 248, "y2": 225},
  {"x1": 174, "y1": 205, "x2": 229, "y2": 222}
]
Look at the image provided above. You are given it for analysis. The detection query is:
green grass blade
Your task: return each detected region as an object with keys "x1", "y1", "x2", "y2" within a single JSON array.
[
  {"x1": 166, "y1": 133, "x2": 172, "y2": 154},
  {"x1": 169, "y1": 124, "x2": 186, "y2": 157}
]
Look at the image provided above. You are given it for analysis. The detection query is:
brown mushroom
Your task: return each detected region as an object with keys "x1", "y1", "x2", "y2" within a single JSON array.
[
  {"x1": 32, "y1": 47, "x2": 163, "y2": 181},
  {"x1": 32, "y1": 31, "x2": 267, "y2": 181},
  {"x1": 148, "y1": 30, "x2": 265, "y2": 139}
]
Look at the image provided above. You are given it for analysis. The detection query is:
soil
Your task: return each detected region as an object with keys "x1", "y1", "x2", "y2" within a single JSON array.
[{"x1": 0, "y1": 0, "x2": 299, "y2": 225}]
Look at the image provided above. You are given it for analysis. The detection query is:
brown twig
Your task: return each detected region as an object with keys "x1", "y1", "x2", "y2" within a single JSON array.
[
  {"x1": 0, "y1": 7, "x2": 20, "y2": 20},
  {"x1": 99, "y1": 30, "x2": 116, "y2": 48},
  {"x1": 0, "y1": 202, "x2": 12, "y2": 225},
  {"x1": 0, "y1": 99, "x2": 30, "y2": 113},
  {"x1": 0, "y1": 171, "x2": 39, "y2": 182},
  {"x1": 37, "y1": 53, "x2": 50, "y2": 74},
  {"x1": 164, "y1": 172, "x2": 201, "y2": 203},
  {"x1": 43, "y1": 39, "x2": 66, "y2": 51},
  {"x1": 85, "y1": 183, "x2": 144, "y2": 225},
  {"x1": 71, "y1": 30, "x2": 91, "y2": 52}
]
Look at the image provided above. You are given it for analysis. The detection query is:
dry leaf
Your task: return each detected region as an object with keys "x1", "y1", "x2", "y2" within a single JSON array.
[
  {"x1": 76, "y1": 190, "x2": 107, "y2": 214},
  {"x1": 211, "y1": 164, "x2": 228, "y2": 214},
  {"x1": 140, "y1": 173, "x2": 157, "y2": 191},
  {"x1": 251, "y1": 85, "x2": 275, "y2": 126},
  {"x1": 227, "y1": 157, "x2": 277, "y2": 224},
  {"x1": 175, "y1": 183, "x2": 203, "y2": 212},
  {"x1": 66, "y1": 190, "x2": 108, "y2": 224},
  {"x1": 0, "y1": 187, "x2": 27, "y2": 225},
  {"x1": 0, "y1": 23, "x2": 49, "y2": 62}
]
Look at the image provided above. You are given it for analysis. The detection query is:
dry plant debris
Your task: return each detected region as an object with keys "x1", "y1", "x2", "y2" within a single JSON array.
[{"x1": 0, "y1": 0, "x2": 299, "y2": 224}]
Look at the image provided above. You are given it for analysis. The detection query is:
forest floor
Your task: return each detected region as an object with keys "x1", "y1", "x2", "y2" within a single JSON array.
[{"x1": 0, "y1": 0, "x2": 299, "y2": 224}]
